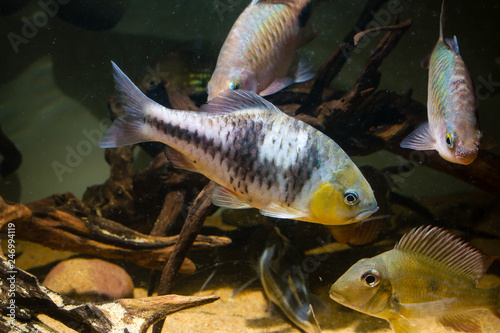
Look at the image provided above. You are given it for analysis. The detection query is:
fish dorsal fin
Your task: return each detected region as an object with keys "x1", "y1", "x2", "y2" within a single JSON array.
[
  {"x1": 439, "y1": 313, "x2": 481, "y2": 333},
  {"x1": 199, "y1": 90, "x2": 282, "y2": 114},
  {"x1": 212, "y1": 184, "x2": 253, "y2": 209},
  {"x1": 395, "y1": 226, "x2": 493, "y2": 285}
]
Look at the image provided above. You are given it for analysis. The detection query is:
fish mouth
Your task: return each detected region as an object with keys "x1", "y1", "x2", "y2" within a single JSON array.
[
  {"x1": 329, "y1": 289, "x2": 346, "y2": 303},
  {"x1": 455, "y1": 145, "x2": 478, "y2": 165},
  {"x1": 350, "y1": 207, "x2": 379, "y2": 223},
  {"x1": 455, "y1": 154, "x2": 476, "y2": 165}
]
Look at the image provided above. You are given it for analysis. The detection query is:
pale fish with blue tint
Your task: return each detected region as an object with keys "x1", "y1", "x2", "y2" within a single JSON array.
[{"x1": 207, "y1": 0, "x2": 316, "y2": 101}]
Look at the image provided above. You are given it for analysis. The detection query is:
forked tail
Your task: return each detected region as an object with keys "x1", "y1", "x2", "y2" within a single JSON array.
[{"x1": 99, "y1": 62, "x2": 160, "y2": 148}]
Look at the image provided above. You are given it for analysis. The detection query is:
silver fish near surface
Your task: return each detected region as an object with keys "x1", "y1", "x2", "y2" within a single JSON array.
[
  {"x1": 400, "y1": 0, "x2": 482, "y2": 165},
  {"x1": 207, "y1": 0, "x2": 316, "y2": 101},
  {"x1": 329, "y1": 226, "x2": 500, "y2": 333},
  {"x1": 100, "y1": 62, "x2": 378, "y2": 226},
  {"x1": 258, "y1": 227, "x2": 321, "y2": 333}
]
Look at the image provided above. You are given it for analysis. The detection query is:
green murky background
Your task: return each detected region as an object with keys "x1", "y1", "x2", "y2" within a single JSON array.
[{"x1": 0, "y1": 0, "x2": 498, "y2": 204}]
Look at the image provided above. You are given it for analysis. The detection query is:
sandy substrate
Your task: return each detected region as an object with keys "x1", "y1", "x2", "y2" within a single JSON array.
[
  {"x1": 160, "y1": 285, "x2": 500, "y2": 333},
  {"x1": 37, "y1": 283, "x2": 500, "y2": 333},
  {"x1": 12, "y1": 236, "x2": 500, "y2": 333}
]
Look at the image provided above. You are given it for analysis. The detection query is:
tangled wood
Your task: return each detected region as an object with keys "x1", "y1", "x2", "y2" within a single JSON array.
[{"x1": 0, "y1": 255, "x2": 218, "y2": 333}]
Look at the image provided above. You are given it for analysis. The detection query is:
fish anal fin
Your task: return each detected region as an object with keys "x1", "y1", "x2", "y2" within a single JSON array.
[
  {"x1": 260, "y1": 203, "x2": 308, "y2": 220},
  {"x1": 294, "y1": 60, "x2": 315, "y2": 83},
  {"x1": 164, "y1": 147, "x2": 198, "y2": 172},
  {"x1": 400, "y1": 123, "x2": 437, "y2": 151},
  {"x1": 389, "y1": 318, "x2": 418, "y2": 333},
  {"x1": 212, "y1": 185, "x2": 252, "y2": 209},
  {"x1": 439, "y1": 313, "x2": 481, "y2": 333},
  {"x1": 259, "y1": 77, "x2": 294, "y2": 96}
]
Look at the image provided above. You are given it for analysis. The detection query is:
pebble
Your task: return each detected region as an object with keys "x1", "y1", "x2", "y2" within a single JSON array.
[{"x1": 43, "y1": 258, "x2": 134, "y2": 302}]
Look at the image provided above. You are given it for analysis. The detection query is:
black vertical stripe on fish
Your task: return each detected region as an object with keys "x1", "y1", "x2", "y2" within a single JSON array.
[
  {"x1": 283, "y1": 139, "x2": 321, "y2": 205},
  {"x1": 297, "y1": 1, "x2": 313, "y2": 28}
]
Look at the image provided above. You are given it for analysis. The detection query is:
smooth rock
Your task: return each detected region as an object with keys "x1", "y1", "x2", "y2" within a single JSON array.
[{"x1": 43, "y1": 258, "x2": 134, "y2": 302}]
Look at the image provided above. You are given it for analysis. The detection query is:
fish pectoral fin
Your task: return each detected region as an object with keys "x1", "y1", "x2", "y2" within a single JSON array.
[
  {"x1": 259, "y1": 78, "x2": 294, "y2": 96},
  {"x1": 388, "y1": 318, "x2": 418, "y2": 333},
  {"x1": 260, "y1": 203, "x2": 308, "y2": 220},
  {"x1": 212, "y1": 185, "x2": 253, "y2": 209},
  {"x1": 479, "y1": 131, "x2": 496, "y2": 149},
  {"x1": 164, "y1": 147, "x2": 198, "y2": 172},
  {"x1": 439, "y1": 313, "x2": 481, "y2": 333},
  {"x1": 445, "y1": 36, "x2": 460, "y2": 55},
  {"x1": 400, "y1": 123, "x2": 437, "y2": 151}
]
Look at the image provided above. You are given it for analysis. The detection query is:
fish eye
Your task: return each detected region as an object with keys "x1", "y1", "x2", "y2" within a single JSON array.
[
  {"x1": 361, "y1": 269, "x2": 380, "y2": 287},
  {"x1": 445, "y1": 133, "x2": 454, "y2": 148},
  {"x1": 229, "y1": 81, "x2": 240, "y2": 90},
  {"x1": 343, "y1": 191, "x2": 359, "y2": 205}
]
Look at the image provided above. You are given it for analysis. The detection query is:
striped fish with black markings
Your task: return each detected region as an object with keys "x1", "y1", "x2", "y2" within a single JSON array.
[
  {"x1": 401, "y1": 0, "x2": 483, "y2": 165},
  {"x1": 100, "y1": 62, "x2": 378, "y2": 226},
  {"x1": 207, "y1": 0, "x2": 316, "y2": 101}
]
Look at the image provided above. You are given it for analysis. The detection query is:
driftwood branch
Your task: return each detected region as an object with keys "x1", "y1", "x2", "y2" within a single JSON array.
[
  {"x1": 153, "y1": 182, "x2": 216, "y2": 333},
  {"x1": 0, "y1": 255, "x2": 218, "y2": 333},
  {"x1": 296, "y1": 0, "x2": 389, "y2": 114},
  {"x1": 0, "y1": 194, "x2": 230, "y2": 272},
  {"x1": 316, "y1": 17, "x2": 412, "y2": 122},
  {"x1": 150, "y1": 190, "x2": 186, "y2": 237}
]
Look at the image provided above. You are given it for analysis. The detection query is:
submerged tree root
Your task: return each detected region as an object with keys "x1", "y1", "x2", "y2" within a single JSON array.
[{"x1": 0, "y1": 255, "x2": 218, "y2": 333}]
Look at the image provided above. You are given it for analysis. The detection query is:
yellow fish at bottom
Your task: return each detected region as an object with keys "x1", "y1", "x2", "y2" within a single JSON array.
[{"x1": 329, "y1": 226, "x2": 500, "y2": 333}]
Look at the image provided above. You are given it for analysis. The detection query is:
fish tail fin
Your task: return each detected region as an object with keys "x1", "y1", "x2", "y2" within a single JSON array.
[
  {"x1": 439, "y1": 0, "x2": 450, "y2": 42},
  {"x1": 99, "y1": 61, "x2": 156, "y2": 148}
]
